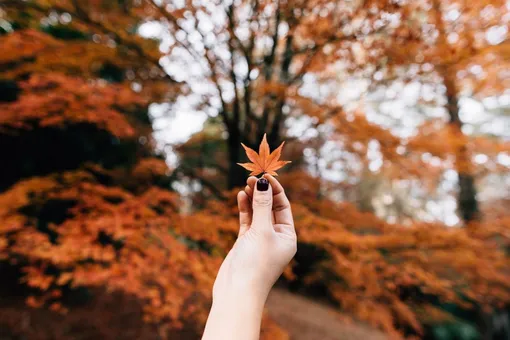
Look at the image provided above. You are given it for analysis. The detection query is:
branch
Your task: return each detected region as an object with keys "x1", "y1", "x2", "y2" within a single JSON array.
[
  {"x1": 226, "y1": 4, "x2": 242, "y2": 129},
  {"x1": 177, "y1": 165, "x2": 227, "y2": 201},
  {"x1": 267, "y1": 32, "x2": 294, "y2": 141},
  {"x1": 147, "y1": 0, "x2": 205, "y2": 62},
  {"x1": 147, "y1": 0, "x2": 232, "y2": 130},
  {"x1": 290, "y1": 29, "x2": 383, "y2": 85},
  {"x1": 258, "y1": 4, "x2": 287, "y2": 139},
  {"x1": 242, "y1": 0, "x2": 261, "y2": 138},
  {"x1": 288, "y1": 0, "x2": 386, "y2": 85},
  {"x1": 263, "y1": 0, "x2": 281, "y2": 81}
]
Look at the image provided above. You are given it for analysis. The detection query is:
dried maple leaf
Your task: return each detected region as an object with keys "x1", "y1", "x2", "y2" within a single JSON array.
[{"x1": 237, "y1": 134, "x2": 291, "y2": 176}]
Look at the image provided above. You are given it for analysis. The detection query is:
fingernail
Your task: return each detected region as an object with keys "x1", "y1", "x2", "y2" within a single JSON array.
[{"x1": 257, "y1": 178, "x2": 269, "y2": 191}]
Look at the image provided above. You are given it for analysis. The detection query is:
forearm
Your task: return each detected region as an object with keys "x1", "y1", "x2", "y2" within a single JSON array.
[{"x1": 202, "y1": 290, "x2": 266, "y2": 340}]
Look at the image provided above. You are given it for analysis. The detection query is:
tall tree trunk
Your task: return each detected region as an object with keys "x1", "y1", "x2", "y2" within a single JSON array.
[
  {"x1": 227, "y1": 130, "x2": 247, "y2": 189},
  {"x1": 267, "y1": 119, "x2": 283, "y2": 150},
  {"x1": 431, "y1": 0, "x2": 479, "y2": 225},
  {"x1": 442, "y1": 70, "x2": 480, "y2": 223}
]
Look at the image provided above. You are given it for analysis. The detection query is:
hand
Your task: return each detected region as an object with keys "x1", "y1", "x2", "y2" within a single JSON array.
[
  {"x1": 202, "y1": 174, "x2": 296, "y2": 340},
  {"x1": 212, "y1": 174, "x2": 297, "y2": 301}
]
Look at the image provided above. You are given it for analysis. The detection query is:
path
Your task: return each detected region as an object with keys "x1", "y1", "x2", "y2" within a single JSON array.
[{"x1": 266, "y1": 289, "x2": 388, "y2": 340}]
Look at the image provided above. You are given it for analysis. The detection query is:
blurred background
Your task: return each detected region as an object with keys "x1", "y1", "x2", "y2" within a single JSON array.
[{"x1": 0, "y1": 0, "x2": 509, "y2": 339}]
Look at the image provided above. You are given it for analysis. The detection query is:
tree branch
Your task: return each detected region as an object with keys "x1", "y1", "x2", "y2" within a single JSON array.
[
  {"x1": 241, "y1": 0, "x2": 261, "y2": 139},
  {"x1": 267, "y1": 32, "x2": 294, "y2": 143},
  {"x1": 263, "y1": 0, "x2": 281, "y2": 81},
  {"x1": 146, "y1": 0, "x2": 233, "y2": 131},
  {"x1": 177, "y1": 165, "x2": 227, "y2": 201},
  {"x1": 226, "y1": 4, "x2": 242, "y2": 130}
]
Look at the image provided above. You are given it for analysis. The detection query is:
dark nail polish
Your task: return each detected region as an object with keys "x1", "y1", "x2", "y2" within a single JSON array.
[{"x1": 257, "y1": 178, "x2": 269, "y2": 191}]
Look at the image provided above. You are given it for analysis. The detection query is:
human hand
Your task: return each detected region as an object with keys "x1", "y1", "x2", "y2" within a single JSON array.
[
  {"x1": 203, "y1": 174, "x2": 296, "y2": 340},
  {"x1": 212, "y1": 174, "x2": 297, "y2": 302}
]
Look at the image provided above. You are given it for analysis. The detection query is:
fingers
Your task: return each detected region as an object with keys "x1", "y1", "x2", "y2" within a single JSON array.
[
  {"x1": 246, "y1": 176, "x2": 276, "y2": 224},
  {"x1": 263, "y1": 174, "x2": 294, "y2": 229},
  {"x1": 251, "y1": 178, "x2": 273, "y2": 230},
  {"x1": 244, "y1": 176, "x2": 257, "y2": 198},
  {"x1": 244, "y1": 175, "x2": 292, "y2": 232},
  {"x1": 237, "y1": 191, "x2": 252, "y2": 236}
]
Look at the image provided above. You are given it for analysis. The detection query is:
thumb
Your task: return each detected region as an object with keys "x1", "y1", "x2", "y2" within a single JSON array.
[{"x1": 252, "y1": 177, "x2": 273, "y2": 229}]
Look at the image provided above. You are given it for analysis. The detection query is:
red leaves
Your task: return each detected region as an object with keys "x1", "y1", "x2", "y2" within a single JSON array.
[{"x1": 238, "y1": 134, "x2": 291, "y2": 176}]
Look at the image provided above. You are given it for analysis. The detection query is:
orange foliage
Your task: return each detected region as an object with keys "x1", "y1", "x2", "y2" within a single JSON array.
[
  {"x1": 0, "y1": 170, "x2": 217, "y2": 326},
  {"x1": 0, "y1": 73, "x2": 142, "y2": 138},
  {"x1": 0, "y1": 27, "x2": 174, "y2": 102},
  {"x1": 0, "y1": 29, "x2": 60, "y2": 66}
]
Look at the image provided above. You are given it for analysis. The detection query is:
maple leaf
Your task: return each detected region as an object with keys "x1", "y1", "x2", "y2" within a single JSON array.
[{"x1": 237, "y1": 134, "x2": 291, "y2": 176}]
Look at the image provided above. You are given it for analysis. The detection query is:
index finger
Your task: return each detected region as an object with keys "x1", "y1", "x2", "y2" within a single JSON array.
[{"x1": 263, "y1": 174, "x2": 294, "y2": 228}]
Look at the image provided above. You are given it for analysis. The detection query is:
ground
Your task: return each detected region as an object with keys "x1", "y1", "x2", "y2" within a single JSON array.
[{"x1": 266, "y1": 288, "x2": 388, "y2": 340}]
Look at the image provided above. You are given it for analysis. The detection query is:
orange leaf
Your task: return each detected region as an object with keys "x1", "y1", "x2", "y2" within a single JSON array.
[{"x1": 237, "y1": 134, "x2": 291, "y2": 176}]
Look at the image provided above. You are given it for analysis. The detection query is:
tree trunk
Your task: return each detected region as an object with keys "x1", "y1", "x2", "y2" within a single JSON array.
[
  {"x1": 267, "y1": 127, "x2": 282, "y2": 150},
  {"x1": 443, "y1": 70, "x2": 480, "y2": 223},
  {"x1": 227, "y1": 131, "x2": 247, "y2": 189},
  {"x1": 431, "y1": 0, "x2": 479, "y2": 225}
]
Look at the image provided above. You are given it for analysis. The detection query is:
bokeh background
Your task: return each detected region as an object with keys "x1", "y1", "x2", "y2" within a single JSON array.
[{"x1": 0, "y1": 0, "x2": 509, "y2": 339}]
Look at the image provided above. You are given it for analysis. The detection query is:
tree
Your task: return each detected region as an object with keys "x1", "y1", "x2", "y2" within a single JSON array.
[
  {"x1": 130, "y1": 0, "x2": 409, "y2": 188},
  {"x1": 347, "y1": 0, "x2": 510, "y2": 224}
]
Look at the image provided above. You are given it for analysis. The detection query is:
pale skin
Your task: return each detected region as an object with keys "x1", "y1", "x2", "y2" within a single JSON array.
[{"x1": 202, "y1": 174, "x2": 297, "y2": 340}]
